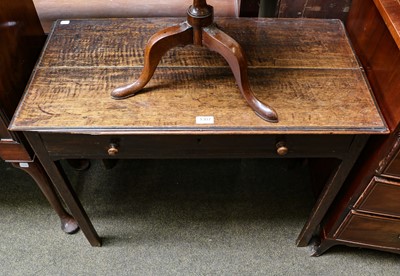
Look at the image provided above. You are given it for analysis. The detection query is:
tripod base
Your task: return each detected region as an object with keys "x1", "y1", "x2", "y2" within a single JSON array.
[{"x1": 111, "y1": 6, "x2": 278, "y2": 123}]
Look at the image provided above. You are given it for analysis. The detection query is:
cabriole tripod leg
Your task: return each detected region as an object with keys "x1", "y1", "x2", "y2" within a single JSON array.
[
  {"x1": 202, "y1": 26, "x2": 278, "y2": 123},
  {"x1": 111, "y1": 23, "x2": 194, "y2": 99}
]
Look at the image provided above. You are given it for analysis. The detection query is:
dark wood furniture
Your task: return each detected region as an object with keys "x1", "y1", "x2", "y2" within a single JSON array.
[
  {"x1": 0, "y1": 0, "x2": 78, "y2": 233},
  {"x1": 10, "y1": 18, "x2": 386, "y2": 248},
  {"x1": 277, "y1": 0, "x2": 352, "y2": 21},
  {"x1": 314, "y1": 0, "x2": 400, "y2": 256},
  {"x1": 240, "y1": 0, "x2": 352, "y2": 21}
]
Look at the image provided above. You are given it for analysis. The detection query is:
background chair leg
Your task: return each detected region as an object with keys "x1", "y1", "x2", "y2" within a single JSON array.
[{"x1": 12, "y1": 160, "x2": 79, "y2": 234}]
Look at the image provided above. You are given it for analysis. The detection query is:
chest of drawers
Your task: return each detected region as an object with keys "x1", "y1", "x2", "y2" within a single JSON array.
[{"x1": 314, "y1": 0, "x2": 400, "y2": 255}]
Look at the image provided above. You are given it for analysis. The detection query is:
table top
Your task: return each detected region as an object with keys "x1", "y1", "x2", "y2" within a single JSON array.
[{"x1": 10, "y1": 18, "x2": 387, "y2": 135}]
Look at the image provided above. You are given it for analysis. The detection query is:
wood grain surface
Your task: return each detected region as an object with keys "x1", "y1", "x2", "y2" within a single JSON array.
[{"x1": 10, "y1": 18, "x2": 386, "y2": 134}]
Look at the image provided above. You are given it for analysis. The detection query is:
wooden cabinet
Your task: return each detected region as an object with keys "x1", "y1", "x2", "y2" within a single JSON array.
[
  {"x1": 332, "y1": 147, "x2": 400, "y2": 253},
  {"x1": 314, "y1": 0, "x2": 400, "y2": 256},
  {"x1": 0, "y1": 1, "x2": 44, "y2": 161},
  {"x1": 277, "y1": 0, "x2": 352, "y2": 21},
  {"x1": 0, "y1": 0, "x2": 78, "y2": 234},
  {"x1": 240, "y1": 0, "x2": 352, "y2": 21}
]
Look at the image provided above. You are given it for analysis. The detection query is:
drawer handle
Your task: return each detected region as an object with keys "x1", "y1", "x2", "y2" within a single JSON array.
[
  {"x1": 276, "y1": 141, "x2": 288, "y2": 156},
  {"x1": 107, "y1": 143, "x2": 119, "y2": 156}
]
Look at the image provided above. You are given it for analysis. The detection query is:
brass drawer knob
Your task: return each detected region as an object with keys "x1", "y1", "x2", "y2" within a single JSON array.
[
  {"x1": 107, "y1": 143, "x2": 119, "y2": 156},
  {"x1": 276, "y1": 141, "x2": 288, "y2": 156}
]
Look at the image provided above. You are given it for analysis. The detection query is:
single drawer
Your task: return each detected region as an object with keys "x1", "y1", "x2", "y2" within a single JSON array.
[
  {"x1": 383, "y1": 149, "x2": 400, "y2": 179},
  {"x1": 335, "y1": 211, "x2": 400, "y2": 249},
  {"x1": 40, "y1": 133, "x2": 354, "y2": 159},
  {"x1": 355, "y1": 177, "x2": 400, "y2": 218}
]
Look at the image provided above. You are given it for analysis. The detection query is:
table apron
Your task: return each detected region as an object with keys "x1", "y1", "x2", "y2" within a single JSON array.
[{"x1": 39, "y1": 133, "x2": 359, "y2": 160}]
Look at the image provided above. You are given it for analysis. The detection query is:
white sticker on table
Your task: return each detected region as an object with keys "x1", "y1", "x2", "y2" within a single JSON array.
[{"x1": 196, "y1": 116, "x2": 214, "y2": 124}]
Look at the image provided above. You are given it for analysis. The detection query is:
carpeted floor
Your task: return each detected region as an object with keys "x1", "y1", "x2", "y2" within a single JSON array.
[{"x1": 1, "y1": 158, "x2": 399, "y2": 275}]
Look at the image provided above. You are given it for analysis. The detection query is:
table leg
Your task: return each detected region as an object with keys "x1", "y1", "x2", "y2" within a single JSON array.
[
  {"x1": 11, "y1": 159, "x2": 79, "y2": 234},
  {"x1": 24, "y1": 132, "x2": 101, "y2": 246},
  {"x1": 296, "y1": 135, "x2": 369, "y2": 247}
]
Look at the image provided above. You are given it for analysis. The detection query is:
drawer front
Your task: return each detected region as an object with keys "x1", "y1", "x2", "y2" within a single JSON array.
[
  {"x1": 0, "y1": 140, "x2": 32, "y2": 162},
  {"x1": 355, "y1": 177, "x2": 400, "y2": 218},
  {"x1": 383, "y1": 149, "x2": 400, "y2": 179},
  {"x1": 40, "y1": 133, "x2": 354, "y2": 159},
  {"x1": 335, "y1": 211, "x2": 400, "y2": 249},
  {"x1": 1, "y1": 116, "x2": 32, "y2": 161}
]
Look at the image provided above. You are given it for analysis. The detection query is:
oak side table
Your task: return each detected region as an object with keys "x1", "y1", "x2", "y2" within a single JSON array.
[{"x1": 10, "y1": 18, "x2": 387, "y2": 248}]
